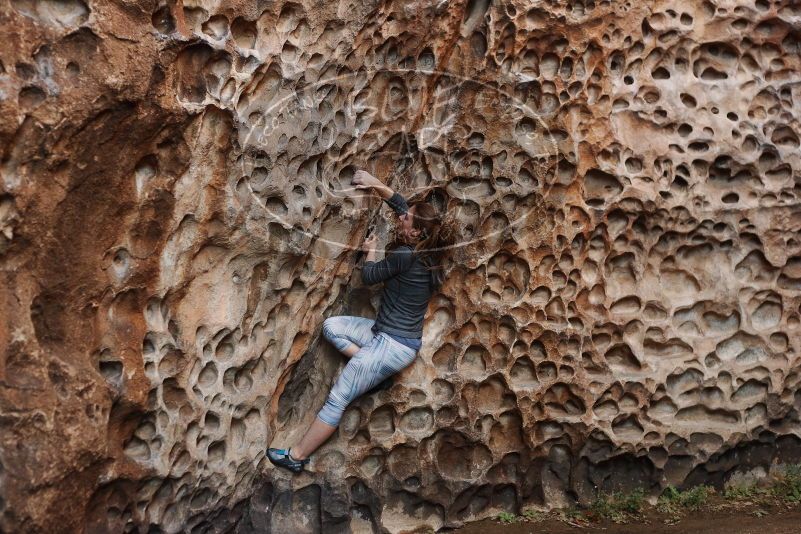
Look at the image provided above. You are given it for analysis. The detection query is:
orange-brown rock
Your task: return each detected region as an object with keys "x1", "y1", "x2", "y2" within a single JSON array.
[{"x1": 2, "y1": 0, "x2": 801, "y2": 532}]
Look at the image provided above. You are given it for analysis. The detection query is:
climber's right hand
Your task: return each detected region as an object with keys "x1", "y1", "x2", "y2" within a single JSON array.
[{"x1": 352, "y1": 170, "x2": 381, "y2": 190}]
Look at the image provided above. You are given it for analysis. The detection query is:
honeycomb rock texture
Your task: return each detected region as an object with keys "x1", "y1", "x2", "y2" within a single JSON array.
[{"x1": 2, "y1": 0, "x2": 801, "y2": 532}]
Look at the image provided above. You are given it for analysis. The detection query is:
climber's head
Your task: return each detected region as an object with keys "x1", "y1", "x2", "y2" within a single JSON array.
[
  {"x1": 397, "y1": 205, "x2": 421, "y2": 243},
  {"x1": 395, "y1": 201, "x2": 455, "y2": 252},
  {"x1": 392, "y1": 200, "x2": 458, "y2": 291}
]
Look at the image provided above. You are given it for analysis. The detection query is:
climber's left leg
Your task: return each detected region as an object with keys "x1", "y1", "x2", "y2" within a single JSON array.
[{"x1": 279, "y1": 416, "x2": 337, "y2": 463}]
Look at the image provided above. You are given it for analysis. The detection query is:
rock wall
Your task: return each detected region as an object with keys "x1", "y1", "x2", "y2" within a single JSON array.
[{"x1": 2, "y1": 0, "x2": 801, "y2": 532}]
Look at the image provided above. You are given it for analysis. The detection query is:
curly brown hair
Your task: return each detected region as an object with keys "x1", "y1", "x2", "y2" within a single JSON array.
[{"x1": 389, "y1": 200, "x2": 458, "y2": 291}]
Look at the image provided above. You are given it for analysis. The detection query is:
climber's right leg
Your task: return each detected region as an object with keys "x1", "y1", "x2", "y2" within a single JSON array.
[
  {"x1": 315, "y1": 331, "x2": 417, "y2": 431},
  {"x1": 321, "y1": 315, "x2": 375, "y2": 357}
]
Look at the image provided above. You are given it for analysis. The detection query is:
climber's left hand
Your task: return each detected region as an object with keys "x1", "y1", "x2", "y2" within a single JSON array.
[{"x1": 361, "y1": 233, "x2": 378, "y2": 253}]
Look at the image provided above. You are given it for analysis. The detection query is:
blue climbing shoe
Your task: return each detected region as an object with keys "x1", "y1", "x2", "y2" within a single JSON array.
[{"x1": 266, "y1": 448, "x2": 310, "y2": 473}]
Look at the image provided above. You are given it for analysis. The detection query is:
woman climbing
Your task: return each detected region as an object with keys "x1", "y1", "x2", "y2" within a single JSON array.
[{"x1": 266, "y1": 169, "x2": 456, "y2": 473}]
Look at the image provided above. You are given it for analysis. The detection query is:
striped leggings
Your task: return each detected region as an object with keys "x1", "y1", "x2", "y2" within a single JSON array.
[{"x1": 317, "y1": 315, "x2": 419, "y2": 426}]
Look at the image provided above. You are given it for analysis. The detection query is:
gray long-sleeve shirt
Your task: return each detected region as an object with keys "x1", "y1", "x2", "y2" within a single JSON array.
[{"x1": 361, "y1": 192, "x2": 434, "y2": 339}]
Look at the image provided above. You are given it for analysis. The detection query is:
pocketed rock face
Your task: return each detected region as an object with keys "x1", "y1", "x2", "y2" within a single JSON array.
[{"x1": 2, "y1": 0, "x2": 801, "y2": 532}]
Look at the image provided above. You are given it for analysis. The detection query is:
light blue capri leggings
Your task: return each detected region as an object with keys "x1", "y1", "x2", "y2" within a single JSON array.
[{"x1": 317, "y1": 315, "x2": 419, "y2": 426}]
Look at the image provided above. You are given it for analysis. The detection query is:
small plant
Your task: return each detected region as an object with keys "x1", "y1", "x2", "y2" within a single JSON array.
[
  {"x1": 588, "y1": 489, "x2": 645, "y2": 523},
  {"x1": 618, "y1": 489, "x2": 646, "y2": 514},
  {"x1": 680, "y1": 485, "x2": 712, "y2": 510},
  {"x1": 657, "y1": 485, "x2": 712, "y2": 517},
  {"x1": 556, "y1": 508, "x2": 582, "y2": 523},
  {"x1": 724, "y1": 484, "x2": 767, "y2": 501},
  {"x1": 521, "y1": 507, "x2": 543, "y2": 522},
  {"x1": 496, "y1": 511, "x2": 517, "y2": 524},
  {"x1": 771, "y1": 464, "x2": 801, "y2": 503}
]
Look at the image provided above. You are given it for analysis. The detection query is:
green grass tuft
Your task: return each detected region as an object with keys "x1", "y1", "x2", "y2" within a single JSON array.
[
  {"x1": 556, "y1": 508, "x2": 583, "y2": 523},
  {"x1": 724, "y1": 484, "x2": 768, "y2": 501},
  {"x1": 771, "y1": 464, "x2": 801, "y2": 502},
  {"x1": 521, "y1": 508, "x2": 543, "y2": 522},
  {"x1": 657, "y1": 485, "x2": 713, "y2": 516},
  {"x1": 588, "y1": 489, "x2": 646, "y2": 523},
  {"x1": 496, "y1": 511, "x2": 517, "y2": 524}
]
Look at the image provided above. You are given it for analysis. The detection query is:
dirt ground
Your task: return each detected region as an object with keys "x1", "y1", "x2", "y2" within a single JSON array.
[{"x1": 454, "y1": 500, "x2": 801, "y2": 534}]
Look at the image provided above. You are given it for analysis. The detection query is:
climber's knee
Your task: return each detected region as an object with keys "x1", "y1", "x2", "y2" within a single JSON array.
[
  {"x1": 322, "y1": 316, "x2": 344, "y2": 344},
  {"x1": 322, "y1": 316, "x2": 354, "y2": 353},
  {"x1": 322, "y1": 316, "x2": 338, "y2": 340},
  {"x1": 317, "y1": 395, "x2": 345, "y2": 426}
]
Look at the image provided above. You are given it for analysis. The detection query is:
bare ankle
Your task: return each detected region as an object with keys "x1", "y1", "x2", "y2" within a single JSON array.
[{"x1": 289, "y1": 447, "x2": 306, "y2": 461}]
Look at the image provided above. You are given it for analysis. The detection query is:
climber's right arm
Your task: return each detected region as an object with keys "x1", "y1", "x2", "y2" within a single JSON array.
[{"x1": 352, "y1": 170, "x2": 409, "y2": 215}]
